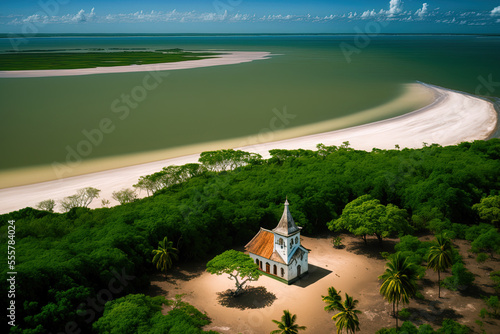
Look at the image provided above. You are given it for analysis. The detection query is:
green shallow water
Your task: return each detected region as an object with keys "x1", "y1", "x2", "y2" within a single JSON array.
[{"x1": 0, "y1": 35, "x2": 499, "y2": 170}]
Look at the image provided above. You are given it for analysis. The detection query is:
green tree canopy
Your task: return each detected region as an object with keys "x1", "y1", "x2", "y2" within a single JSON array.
[
  {"x1": 112, "y1": 188, "x2": 138, "y2": 205},
  {"x1": 59, "y1": 187, "x2": 101, "y2": 211},
  {"x1": 443, "y1": 261, "x2": 475, "y2": 291},
  {"x1": 199, "y1": 149, "x2": 262, "y2": 171},
  {"x1": 36, "y1": 199, "x2": 56, "y2": 212},
  {"x1": 394, "y1": 235, "x2": 432, "y2": 278},
  {"x1": 206, "y1": 250, "x2": 261, "y2": 296},
  {"x1": 473, "y1": 195, "x2": 500, "y2": 226},
  {"x1": 470, "y1": 227, "x2": 500, "y2": 257},
  {"x1": 375, "y1": 319, "x2": 470, "y2": 334},
  {"x1": 328, "y1": 195, "x2": 411, "y2": 244},
  {"x1": 92, "y1": 294, "x2": 216, "y2": 334},
  {"x1": 93, "y1": 294, "x2": 166, "y2": 334}
]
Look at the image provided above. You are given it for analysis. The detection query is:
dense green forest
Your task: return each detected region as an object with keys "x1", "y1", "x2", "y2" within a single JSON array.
[{"x1": 2, "y1": 139, "x2": 500, "y2": 333}]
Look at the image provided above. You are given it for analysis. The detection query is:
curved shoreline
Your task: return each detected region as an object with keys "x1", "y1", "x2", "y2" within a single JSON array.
[
  {"x1": 0, "y1": 51, "x2": 272, "y2": 78},
  {"x1": 0, "y1": 83, "x2": 496, "y2": 214},
  {"x1": 0, "y1": 83, "x2": 433, "y2": 189}
]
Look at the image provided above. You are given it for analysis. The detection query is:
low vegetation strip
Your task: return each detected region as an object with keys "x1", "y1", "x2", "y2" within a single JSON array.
[{"x1": 0, "y1": 49, "x2": 218, "y2": 71}]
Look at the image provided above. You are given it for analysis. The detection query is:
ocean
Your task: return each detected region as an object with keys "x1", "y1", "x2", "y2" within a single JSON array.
[{"x1": 0, "y1": 34, "x2": 499, "y2": 172}]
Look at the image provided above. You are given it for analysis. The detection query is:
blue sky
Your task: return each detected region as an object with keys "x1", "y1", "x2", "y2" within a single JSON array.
[{"x1": 0, "y1": 0, "x2": 499, "y2": 33}]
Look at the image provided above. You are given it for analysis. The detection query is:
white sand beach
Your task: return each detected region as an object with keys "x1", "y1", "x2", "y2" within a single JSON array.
[
  {"x1": 0, "y1": 51, "x2": 272, "y2": 78},
  {"x1": 0, "y1": 83, "x2": 496, "y2": 214}
]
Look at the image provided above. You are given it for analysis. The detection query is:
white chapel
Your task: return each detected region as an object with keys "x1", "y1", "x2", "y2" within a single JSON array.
[{"x1": 245, "y1": 199, "x2": 309, "y2": 284}]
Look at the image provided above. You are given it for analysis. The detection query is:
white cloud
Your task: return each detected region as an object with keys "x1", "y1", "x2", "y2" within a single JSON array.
[
  {"x1": 23, "y1": 14, "x2": 45, "y2": 24},
  {"x1": 415, "y1": 3, "x2": 428, "y2": 18},
  {"x1": 389, "y1": 0, "x2": 403, "y2": 16},
  {"x1": 4, "y1": 4, "x2": 500, "y2": 27},
  {"x1": 72, "y1": 9, "x2": 87, "y2": 23},
  {"x1": 361, "y1": 10, "x2": 377, "y2": 19}
]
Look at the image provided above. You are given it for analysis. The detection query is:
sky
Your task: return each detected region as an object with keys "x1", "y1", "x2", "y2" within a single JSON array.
[{"x1": 0, "y1": 0, "x2": 499, "y2": 34}]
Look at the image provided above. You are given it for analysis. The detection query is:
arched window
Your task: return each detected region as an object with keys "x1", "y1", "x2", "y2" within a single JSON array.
[
  {"x1": 255, "y1": 259, "x2": 259, "y2": 266},
  {"x1": 273, "y1": 265, "x2": 277, "y2": 275},
  {"x1": 295, "y1": 236, "x2": 299, "y2": 244},
  {"x1": 279, "y1": 238, "x2": 284, "y2": 249},
  {"x1": 281, "y1": 268, "x2": 284, "y2": 277},
  {"x1": 291, "y1": 238, "x2": 294, "y2": 246}
]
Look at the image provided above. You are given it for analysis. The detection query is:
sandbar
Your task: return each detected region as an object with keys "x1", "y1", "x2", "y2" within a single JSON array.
[
  {"x1": 0, "y1": 51, "x2": 272, "y2": 78},
  {"x1": 0, "y1": 83, "x2": 496, "y2": 214}
]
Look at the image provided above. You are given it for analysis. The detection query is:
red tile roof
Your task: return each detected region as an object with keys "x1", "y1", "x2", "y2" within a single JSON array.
[{"x1": 245, "y1": 229, "x2": 274, "y2": 259}]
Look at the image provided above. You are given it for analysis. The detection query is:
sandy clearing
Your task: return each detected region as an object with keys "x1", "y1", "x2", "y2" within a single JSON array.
[
  {"x1": 0, "y1": 51, "x2": 272, "y2": 78},
  {"x1": 147, "y1": 235, "x2": 500, "y2": 334},
  {"x1": 0, "y1": 83, "x2": 496, "y2": 214},
  {"x1": 151, "y1": 235, "x2": 391, "y2": 334}
]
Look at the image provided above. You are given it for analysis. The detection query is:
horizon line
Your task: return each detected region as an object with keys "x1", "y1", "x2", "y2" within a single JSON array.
[{"x1": 1, "y1": 32, "x2": 500, "y2": 38}]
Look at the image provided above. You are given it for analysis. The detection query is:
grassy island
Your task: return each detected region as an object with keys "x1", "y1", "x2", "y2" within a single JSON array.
[{"x1": 0, "y1": 48, "x2": 219, "y2": 71}]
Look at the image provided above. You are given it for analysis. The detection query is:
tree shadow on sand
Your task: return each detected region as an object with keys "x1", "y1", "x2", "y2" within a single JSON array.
[
  {"x1": 217, "y1": 286, "x2": 277, "y2": 310},
  {"x1": 165, "y1": 263, "x2": 205, "y2": 284},
  {"x1": 145, "y1": 282, "x2": 170, "y2": 297},
  {"x1": 405, "y1": 304, "x2": 463, "y2": 327},
  {"x1": 457, "y1": 281, "x2": 490, "y2": 298},
  {"x1": 345, "y1": 238, "x2": 397, "y2": 260}
]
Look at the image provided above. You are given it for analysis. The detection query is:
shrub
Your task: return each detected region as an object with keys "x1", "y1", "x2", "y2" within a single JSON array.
[
  {"x1": 399, "y1": 308, "x2": 411, "y2": 320},
  {"x1": 490, "y1": 271, "x2": 500, "y2": 291},
  {"x1": 435, "y1": 319, "x2": 470, "y2": 334},
  {"x1": 484, "y1": 296, "x2": 500, "y2": 317},
  {"x1": 332, "y1": 236, "x2": 343, "y2": 248},
  {"x1": 476, "y1": 253, "x2": 489, "y2": 263},
  {"x1": 443, "y1": 262, "x2": 475, "y2": 291},
  {"x1": 479, "y1": 308, "x2": 488, "y2": 319}
]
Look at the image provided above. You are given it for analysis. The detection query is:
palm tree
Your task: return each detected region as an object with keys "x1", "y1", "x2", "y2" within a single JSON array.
[
  {"x1": 322, "y1": 286, "x2": 343, "y2": 312},
  {"x1": 379, "y1": 252, "x2": 418, "y2": 330},
  {"x1": 427, "y1": 234, "x2": 453, "y2": 298},
  {"x1": 152, "y1": 236, "x2": 179, "y2": 277},
  {"x1": 331, "y1": 293, "x2": 362, "y2": 334},
  {"x1": 270, "y1": 310, "x2": 306, "y2": 334}
]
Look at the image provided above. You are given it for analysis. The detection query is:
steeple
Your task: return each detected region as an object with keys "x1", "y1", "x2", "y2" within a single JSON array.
[{"x1": 272, "y1": 199, "x2": 300, "y2": 236}]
